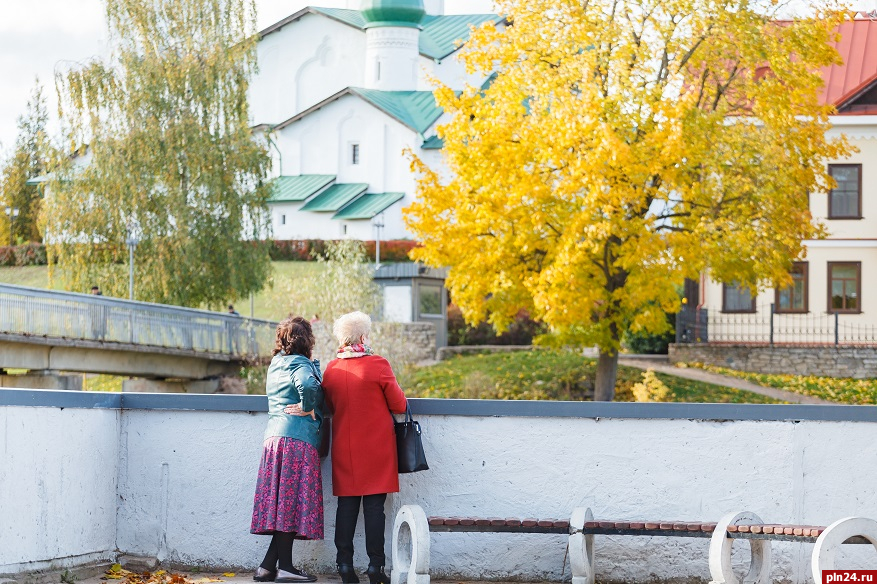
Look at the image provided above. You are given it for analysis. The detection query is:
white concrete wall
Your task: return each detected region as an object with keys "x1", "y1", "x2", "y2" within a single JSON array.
[
  {"x1": 250, "y1": 15, "x2": 366, "y2": 126},
  {"x1": 0, "y1": 405, "x2": 119, "y2": 574},
  {"x1": 6, "y1": 394, "x2": 877, "y2": 582},
  {"x1": 270, "y1": 96, "x2": 420, "y2": 240}
]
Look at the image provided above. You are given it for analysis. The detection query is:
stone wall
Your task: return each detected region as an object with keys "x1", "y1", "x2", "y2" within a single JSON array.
[
  {"x1": 311, "y1": 321, "x2": 436, "y2": 365},
  {"x1": 669, "y1": 343, "x2": 877, "y2": 378}
]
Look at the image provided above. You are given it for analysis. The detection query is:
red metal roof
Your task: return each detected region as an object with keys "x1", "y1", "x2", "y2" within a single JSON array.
[{"x1": 821, "y1": 14, "x2": 877, "y2": 112}]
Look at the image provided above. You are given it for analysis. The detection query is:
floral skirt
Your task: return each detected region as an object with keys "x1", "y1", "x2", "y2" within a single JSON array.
[{"x1": 251, "y1": 436, "x2": 324, "y2": 539}]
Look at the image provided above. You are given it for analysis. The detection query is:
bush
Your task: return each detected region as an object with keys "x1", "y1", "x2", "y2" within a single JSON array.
[
  {"x1": 269, "y1": 239, "x2": 418, "y2": 262},
  {"x1": 447, "y1": 304, "x2": 546, "y2": 346},
  {"x1": 623, "y1": 310, "x2": 676, "y2": 354},
  {"x1": 0, "y1": 243, "x2": 48, "y2": 266}
]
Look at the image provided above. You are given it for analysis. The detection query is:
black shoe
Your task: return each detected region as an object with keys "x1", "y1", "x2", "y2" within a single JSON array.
[
  {"x1": 254, "y1": 568, "x2": 276, "y2": 582},
  {"x1": 337, "y1": 564, "x2": 359, "y2": 584},
  {"x1": 275, "y1": 567, "x2": 317, "y2": 583},
  {"x1": 366, "y1": 566, "x2": 389, "y2": 584}
]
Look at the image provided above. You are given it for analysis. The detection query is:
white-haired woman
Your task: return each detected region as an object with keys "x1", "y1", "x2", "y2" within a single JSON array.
[{"x1": 320, "y1": 311, "x2": 407, "y2": 584}]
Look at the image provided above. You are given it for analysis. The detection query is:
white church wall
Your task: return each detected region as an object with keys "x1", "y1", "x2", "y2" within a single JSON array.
[{"x1": 250, "y1": 14, "x2": 366, "y2": 126}]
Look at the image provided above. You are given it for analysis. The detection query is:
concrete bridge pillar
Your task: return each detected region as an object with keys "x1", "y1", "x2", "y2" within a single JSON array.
[{"x1": 0, "y1": 370, "x2": 83, "y2": 391}]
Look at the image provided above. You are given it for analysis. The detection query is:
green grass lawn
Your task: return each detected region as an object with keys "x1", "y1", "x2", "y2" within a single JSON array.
[
  {"x1": 407, "y1": 349, "x2": 782, "y2": 403},
  {"x1": 0, "y1": 261, "x2": 324, "y2": 321},
  {"x1": 0, "y1": 265, "x2": 59, "y2": 290},
  {"x1": 683, "y1": 362, "x2": 877, "y2": 404}
]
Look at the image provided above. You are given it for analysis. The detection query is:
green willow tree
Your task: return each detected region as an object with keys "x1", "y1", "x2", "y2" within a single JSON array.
[
  {"x1": 47, "y1": 0, "x2": 272, "y2": 306},
  {"x1": 1, "y1": 81, "x2": 49, "y2": 244}
]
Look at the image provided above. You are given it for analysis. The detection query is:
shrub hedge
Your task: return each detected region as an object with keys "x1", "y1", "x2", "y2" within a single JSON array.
[
  {"x1": 0, "y1": 243, "x2": 48, "y2": 267},
  {"x1": 268, "y1": 239, "x2": 419, "y2": 262},
  {"x1": 0, "y1": 240, "x2": 420, "y2": 267}
]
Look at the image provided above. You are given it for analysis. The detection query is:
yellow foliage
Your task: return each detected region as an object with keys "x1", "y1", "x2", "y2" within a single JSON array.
[
  {"x1": 406, "y1": 0, "x2": 852, "y2": 398},
  {"x1": 631, "y1": 369, "x2": 672, "y2": 402}
]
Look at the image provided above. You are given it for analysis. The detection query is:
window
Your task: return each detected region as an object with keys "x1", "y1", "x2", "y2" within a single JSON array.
[
  {"x1": 828, "y1": 164, "x2": 862, "y2": 219},
  {"x1": 722, "y1": 282, "x2": 756, "y2": 313},
  {"x1": 351, "y1": 143, "x2": 360, "y2": 165},
  {"x1": 828, "y1": 262, "x2": 861, "y2": 313},
  {"x1": 280, "y1": 214, "x2": 286, "y2": 226},
  {"x1": 775, "y1": 262, "x2": 808, "y2": 313},
  {"x1": 418, "y1": 285, "x2": 442, "y2": 316},
  {"x1": 376, "y1": 60, "x2": 381, "y2": 81}
]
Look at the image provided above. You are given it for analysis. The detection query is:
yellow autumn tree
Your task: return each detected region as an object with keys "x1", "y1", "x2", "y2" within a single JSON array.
[{"x1": 407, "y1": 0, "x2": 852, "y2": 400}]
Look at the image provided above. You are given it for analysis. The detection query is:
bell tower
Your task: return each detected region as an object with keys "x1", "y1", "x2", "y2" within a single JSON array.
[{"x1": 361, "y1": 0, "x2": 425, "y2": 90}]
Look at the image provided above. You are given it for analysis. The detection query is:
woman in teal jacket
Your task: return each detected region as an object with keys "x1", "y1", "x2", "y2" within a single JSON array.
[{"x1": 251, "y1": 316, "x2": 324, "y2": 583}]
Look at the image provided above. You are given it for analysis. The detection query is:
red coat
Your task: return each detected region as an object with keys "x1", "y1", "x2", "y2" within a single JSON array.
[{"x1": 323, "y1": 355, "x2": 408, "y2": 496}]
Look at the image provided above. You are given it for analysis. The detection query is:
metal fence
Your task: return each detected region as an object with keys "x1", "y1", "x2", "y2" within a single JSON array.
[
  {"x1": 0, "y1": 283, "x2": 277, "y2": 358},
  {"x1": 676, "y1": 304, "x2": 877, "y2": 346}
]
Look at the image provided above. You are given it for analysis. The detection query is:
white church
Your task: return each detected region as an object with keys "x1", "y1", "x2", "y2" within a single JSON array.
[{"x1": 249, "y1": 0, "x2": 502, "y2": 241}]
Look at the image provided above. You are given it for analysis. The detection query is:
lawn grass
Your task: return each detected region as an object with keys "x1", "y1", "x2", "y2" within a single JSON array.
[
  {"x1": 0, "y1": 261, "x2": 324, "y2": 321},
  {"x1": 683, "y1": 362, "x2": 877, "y2": 405},
  {"x1": 407, "y1": 349, "x2": 782, "y2": 403},
  {"x1": 0, "y1": 265, "x2": 60, "y2": 290}
]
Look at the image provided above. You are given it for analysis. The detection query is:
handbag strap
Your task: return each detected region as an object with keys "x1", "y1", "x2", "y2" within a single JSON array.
[{"x1": 393, "y1": 403, "x2": 414, "y2": 423}]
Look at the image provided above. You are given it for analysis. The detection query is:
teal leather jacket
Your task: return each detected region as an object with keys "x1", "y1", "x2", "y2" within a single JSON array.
[{"x1": 264, "y1": 353, "x2": 324, "y2": 449}]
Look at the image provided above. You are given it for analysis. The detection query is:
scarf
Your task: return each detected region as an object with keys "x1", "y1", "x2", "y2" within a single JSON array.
[{"x1": 337, "y1": 343, "x2": 375, "y2": 359}]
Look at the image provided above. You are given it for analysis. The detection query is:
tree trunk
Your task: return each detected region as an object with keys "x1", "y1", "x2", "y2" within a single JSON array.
[{"x1": 594, "y1": 349, "x2": 619, "y2": 401}]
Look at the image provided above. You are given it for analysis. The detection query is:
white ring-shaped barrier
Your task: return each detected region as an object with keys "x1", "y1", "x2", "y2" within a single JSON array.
[
  {"x1": 391, "y1": 504, "x2": 431, "y2": 584},
  {"x1": 811, "y1": 517, "x2": 877, "y2": 582},
  {"x1": 568, "y1": 507, "x2": 595, "y2": 584},
  {"x1": 708, "y1": 511, "x2": 771, "y2": 584}
]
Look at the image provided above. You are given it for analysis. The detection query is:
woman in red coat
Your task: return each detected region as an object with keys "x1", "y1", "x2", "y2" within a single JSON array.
[{"x1": 319, "y1": 311, "x2": 407, "y2": 584}]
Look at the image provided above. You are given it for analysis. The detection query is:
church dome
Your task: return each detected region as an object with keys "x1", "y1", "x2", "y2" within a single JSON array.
[{"x1": 361, "y1": 0, "x2": 425, "y2": 28}]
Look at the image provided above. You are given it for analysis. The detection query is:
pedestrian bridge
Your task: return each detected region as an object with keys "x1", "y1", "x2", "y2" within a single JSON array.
[{"x1": 0, "y1": 283, "x2": 276, "y2": 387}]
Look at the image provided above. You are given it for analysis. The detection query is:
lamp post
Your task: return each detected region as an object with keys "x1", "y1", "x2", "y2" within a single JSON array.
[
  {"x1": 373, "y1": 215, "x2": 384, "y2": 268},
  {"x1": 125, "y1": 222, "x2": 140, "y2": 300},
  {"x1": 4, "y1": 206, "x2": 19, "y2": 246}
]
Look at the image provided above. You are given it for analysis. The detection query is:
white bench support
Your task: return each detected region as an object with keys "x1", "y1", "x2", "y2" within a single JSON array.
[
  {"x1": 391, "y1": 504, "x2": 431, "y2": 584},
  {"x1": 568, "y1": 507, "x2": 595, "y2": 584},
  {"x1": 708, "y1": 511, "x2": 771, "y2": 584},
  {"x1": 811, "y1": 517, "x2": 877, "y2": 582}
]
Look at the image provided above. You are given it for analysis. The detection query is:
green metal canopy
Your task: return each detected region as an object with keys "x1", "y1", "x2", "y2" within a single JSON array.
[
  {"x1": 420, "y1": 135, "x2": 443, "y2": 149},
  {"x1": 269, "y1": 175, "x2": 336, "y2": 202},
  {"x1": 299, "y1": 183, "x2": 369, "y2": 212},
  {"x1": 333, "y1": 192, "x2": 405, "y2": 220}
]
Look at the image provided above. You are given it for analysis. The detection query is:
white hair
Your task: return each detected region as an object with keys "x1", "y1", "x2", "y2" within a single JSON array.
[{"x1": 333, "y1": 311, "x2": 372, "y2": 346}]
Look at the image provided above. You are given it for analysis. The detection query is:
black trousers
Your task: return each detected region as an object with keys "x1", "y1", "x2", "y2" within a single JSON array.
[{"x1": 335, "y1": 493, "x2": 388, "y2": 567}]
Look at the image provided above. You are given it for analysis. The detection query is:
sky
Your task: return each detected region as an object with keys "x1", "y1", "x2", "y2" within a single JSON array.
[
  {"x1": 0, "y1": 0, "x2": 493, "y2": 158},
  {"x1": 2, "y1": 0, "x2": 876, "y2": 157}
]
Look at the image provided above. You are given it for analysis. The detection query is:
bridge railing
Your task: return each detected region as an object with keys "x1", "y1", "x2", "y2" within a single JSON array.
[{"x1": 0, "y1": 283, "x2": 277, "y2": 359}]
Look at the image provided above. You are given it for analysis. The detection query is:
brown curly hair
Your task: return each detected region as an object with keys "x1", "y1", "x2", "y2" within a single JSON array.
[{"x1": 273, "y1": 316, "x2": 316, "y2": 358}]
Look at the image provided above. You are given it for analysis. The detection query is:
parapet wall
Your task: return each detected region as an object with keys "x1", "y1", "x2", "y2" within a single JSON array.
[
  {"x1": 3, "y1": 392, "x2": 877, "y2": 583},
  {"x1": 670, "y1": 343, "x2": 877, "y2": 378}
]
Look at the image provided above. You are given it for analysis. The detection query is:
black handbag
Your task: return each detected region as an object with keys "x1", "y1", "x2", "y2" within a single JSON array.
[
  {"x1": 318, "y1": 416, "x2": 331, "y2": 458},
  {"x1": 394, "y1": 405, "x2": 429, "y2": 473}
]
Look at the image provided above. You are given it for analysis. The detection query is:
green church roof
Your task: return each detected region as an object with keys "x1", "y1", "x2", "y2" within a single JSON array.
[
  {"x1": 271, "y1": 8, "x2": 503, "y2": 61},
  {"x1": 268, "y1": 174, "x2": 335, "y2": 202},
  {"x1": 333, "y1": 192, "x2": 405, "y2": 220},
  {"x1": 351, "y1": 88, "x2": 443, "y2": 134},
  {"x1": 361, "y1": 0, "x2": 425, "y2": 29},
  {"x1": 300, "y1": 183, "x2": 369, "y2": 212}
]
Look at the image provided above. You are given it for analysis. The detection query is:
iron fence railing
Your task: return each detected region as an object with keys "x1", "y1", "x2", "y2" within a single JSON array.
[
  {"x1": 676, "y1": 304, "x2": 877, "y2": 346},
  {"x1": 0, "y1": 283, "x2": 277, "y2": 358}
]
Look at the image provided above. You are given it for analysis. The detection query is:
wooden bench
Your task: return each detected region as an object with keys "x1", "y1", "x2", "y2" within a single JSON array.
[{"x1": 390, "y1": 506, "x2": 877, "y2": 584}]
